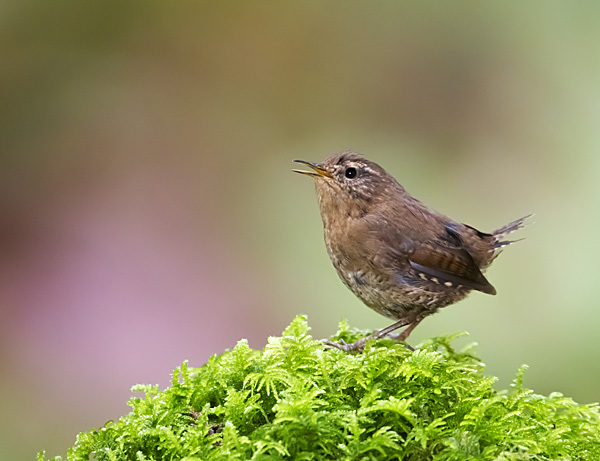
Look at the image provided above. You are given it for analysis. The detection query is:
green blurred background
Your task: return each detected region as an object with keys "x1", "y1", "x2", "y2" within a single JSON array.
[{"x1": 2, "y1": 1, "x2": 600, "y2": 458}]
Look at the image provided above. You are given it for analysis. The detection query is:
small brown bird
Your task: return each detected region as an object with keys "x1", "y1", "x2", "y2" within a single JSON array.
[{"x1": 293, "y1": 152, "x2": 528, "y2": 351}]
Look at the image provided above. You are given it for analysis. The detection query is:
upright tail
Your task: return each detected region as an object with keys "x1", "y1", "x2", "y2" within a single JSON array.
[{"x1": 492, "y1": 214, "x2": 533, "y2": 250}]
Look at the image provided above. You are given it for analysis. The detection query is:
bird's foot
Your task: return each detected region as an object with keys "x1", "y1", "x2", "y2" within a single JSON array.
[
  {"x1": 322, "y1": 337, "x2": 368, "y2": 352},
  {"x1": 323, "y1": 334, "x2": 414, "y2": 352},
  {"x1": 323, "y1": 318, "x2": 423, "y2": 352}
]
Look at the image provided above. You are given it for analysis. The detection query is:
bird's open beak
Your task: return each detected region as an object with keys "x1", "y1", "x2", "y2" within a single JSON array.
[{"x1": 292, "y1": 160, "x2": 333, "y2": 178}]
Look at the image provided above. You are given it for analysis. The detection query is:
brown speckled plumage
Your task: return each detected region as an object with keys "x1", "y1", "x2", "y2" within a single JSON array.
[{"x1": 294, "y1": 152, "x2": 528, "y2": 350}]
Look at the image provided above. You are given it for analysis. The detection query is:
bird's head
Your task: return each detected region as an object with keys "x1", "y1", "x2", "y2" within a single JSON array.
[{"x1": 293, "y1": 152, "x2": 403, "y2": 218}]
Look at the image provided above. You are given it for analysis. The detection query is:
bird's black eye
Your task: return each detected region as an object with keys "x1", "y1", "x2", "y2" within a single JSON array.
[{"x1": 345, "y1": 167, "x2": 357, "y2": 179}]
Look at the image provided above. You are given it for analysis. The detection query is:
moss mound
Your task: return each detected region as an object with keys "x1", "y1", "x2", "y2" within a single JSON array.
[{"x1": 41, "y1": 316, "x2": 600, "y2": 460}]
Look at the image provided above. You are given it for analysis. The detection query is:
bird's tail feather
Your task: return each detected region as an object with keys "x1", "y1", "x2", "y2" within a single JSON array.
[{"x1": 492, "y1": 214, "x2": 533, "y2": 249}]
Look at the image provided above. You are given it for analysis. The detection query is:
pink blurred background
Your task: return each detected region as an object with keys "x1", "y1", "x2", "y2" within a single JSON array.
[{"x1": 2, "y1": 2, "x2": 600, "y2": 459}]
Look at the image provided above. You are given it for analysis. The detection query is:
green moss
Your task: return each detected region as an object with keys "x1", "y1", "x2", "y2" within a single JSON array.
[{"x1": 40, "y1": 316, "x2": 600, "y2": 460}]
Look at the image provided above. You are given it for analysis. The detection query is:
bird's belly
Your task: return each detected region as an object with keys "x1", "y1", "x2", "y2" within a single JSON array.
[
  {"x1": 325, "y1": 233, "x2": 471, "y2": 321},
  {"x1": 335, "y1": 265, "x2": 470, "y2": 321}
]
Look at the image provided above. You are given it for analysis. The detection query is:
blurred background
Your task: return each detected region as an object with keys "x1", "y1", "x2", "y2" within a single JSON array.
[{"x1": 2, "y1": 1, "x2": 600, "y2": 458}]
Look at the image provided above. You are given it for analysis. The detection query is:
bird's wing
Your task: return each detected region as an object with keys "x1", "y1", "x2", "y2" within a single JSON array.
[
  {"x1": 408, "y1": 242, "x2": 496, "y2": 295},
  {"x1": 361, "y1": 214, "x2": 496, "y2": 295},
  {"x1": 406, "y1": 221, "x2": 496, "y2": 295}
]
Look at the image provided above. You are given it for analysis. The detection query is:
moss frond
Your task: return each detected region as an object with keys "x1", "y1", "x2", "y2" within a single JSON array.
[{"x1": 41, "y1": 316, "x2": 600, "y2": 460}]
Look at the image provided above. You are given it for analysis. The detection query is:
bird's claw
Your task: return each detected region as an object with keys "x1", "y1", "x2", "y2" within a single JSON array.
[
  {"x1": 322, "y1": 333, "x2": 415, "y2": 352},
  {"x1": 322, "y1": 337, "x2": 367, "y2": 352}
]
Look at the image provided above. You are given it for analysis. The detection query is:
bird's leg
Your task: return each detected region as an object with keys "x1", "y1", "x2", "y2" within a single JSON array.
[
  {"x1": 388, "y1": 318, "x2": 423, "y2": 342},
  {"x1": 383, "y1": 318, "x2": 423, "y2": 351},
  {"x1": 323, "y1": 318, "x2": 412, "y2": 352},
  {"x1": 376, "y1": 318, "x2": 414, "y2": 339}
]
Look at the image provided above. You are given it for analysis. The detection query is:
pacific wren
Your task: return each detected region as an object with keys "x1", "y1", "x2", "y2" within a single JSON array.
[{"x1": 293, "y1": 152, "x2": 528, "y2": 351}]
